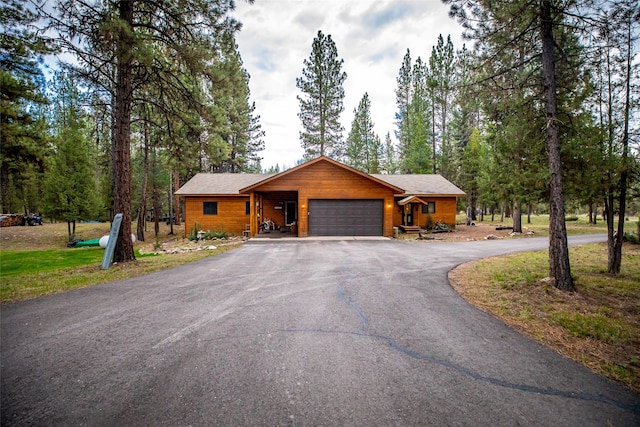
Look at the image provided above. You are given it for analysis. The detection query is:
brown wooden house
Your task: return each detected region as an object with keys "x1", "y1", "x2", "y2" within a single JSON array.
[{"x1": 175, "y1": 156, "x2": 465, "y2": 238}]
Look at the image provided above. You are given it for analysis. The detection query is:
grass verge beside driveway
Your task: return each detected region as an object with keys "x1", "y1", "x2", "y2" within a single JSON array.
[
  {"x1": 0, "y1": 222, "x2": 242, "y2": 303},
  {"x1": 0, "y1": 245, "x2": 240, "y2": 303},
  {"x1": 449, "y1": 242, "x2": 640, "y2": 392}
]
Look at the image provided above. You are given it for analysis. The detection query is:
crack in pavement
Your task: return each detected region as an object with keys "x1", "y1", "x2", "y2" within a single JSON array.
[
  {"x1": 280, "y1": 328, "x2": 639, "y2": 413},
  {"x1": 281, "y1": 266, "x2": 639, "y2": 414}
]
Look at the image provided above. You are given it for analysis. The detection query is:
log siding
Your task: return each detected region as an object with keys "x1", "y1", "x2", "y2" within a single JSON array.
[{"x1": 176, "y1": 157, "x2": 465, "y2": 238}]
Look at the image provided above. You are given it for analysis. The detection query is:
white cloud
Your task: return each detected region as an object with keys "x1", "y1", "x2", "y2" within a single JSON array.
[{"x1": 232, "y1": 0, "x2": 464, "y2": 170}]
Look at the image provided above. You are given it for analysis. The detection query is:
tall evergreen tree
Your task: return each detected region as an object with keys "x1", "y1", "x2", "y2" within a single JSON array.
[
  {"x1": 445, "y1": 0, "x2": 590, "y2": 290},
  {"x1": 395, "y1": 49, "x2": 413, "y2": 165},
  {"x1": 429, "y1": 34, "x2": 456, "y2": 180},
  {"x1": 296, "y1": 30, "x2": 347, "y2": 160},
  {"x1": 459, "y1": 128, "x2": 486, "y2": 221},
  {"x1": 43, "y1": 72, "x2": 99, "y2": 241},
  {"x1": 380, "y1": 132, "x2": 398, "y2": 174},
  {"x1": 449, "y1": 43, "x2": 481, "y2": 185},
  {"x1": 592, "y1": 0, "x2": 639, "y2": 274},
  {"x1": 345, "y1": 93, "x2": 381, "y2": 173},
  {"x1": 213, "y1": 39, "x2": 264, "y2": 173},
  {"x1": 0, "y1": 0, "x2": 53, "y2": 213},
  {"x1": 405, "y1": 57, "x2": 433, "y2": 174},
  {"x1": 394, "y1": 52, "x2": 432, "y2": 173},
  {"x1": 45, "y1": 0, "x2": 247, "y2": 263}
]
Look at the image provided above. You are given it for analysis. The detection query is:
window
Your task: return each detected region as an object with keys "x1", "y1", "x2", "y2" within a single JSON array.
[
  {"x1": 246, "y1": 201, "x2": 250, "y2": 215},
  {"x1": 421, "y1": 202, "x2": 435, "y2": 214},
  {"x1": 203, "y1": 201, "x2": 218, "y2": 215}
]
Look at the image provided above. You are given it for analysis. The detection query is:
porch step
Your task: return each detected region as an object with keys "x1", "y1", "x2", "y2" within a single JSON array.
[{"x1": 400, "y1": 225, "x2": 422, "y2": 234}]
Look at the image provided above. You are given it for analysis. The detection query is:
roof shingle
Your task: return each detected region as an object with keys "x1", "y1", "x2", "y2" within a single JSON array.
[
  {"x1": 372, "y1": 174, "x2": 465, "y2": 196},
  {"x1": 175, "y1": 172, "x2": 465, "y2": 197},
  {"x1": 175, "y1": 173, "x2": 274, "y2": 195}
]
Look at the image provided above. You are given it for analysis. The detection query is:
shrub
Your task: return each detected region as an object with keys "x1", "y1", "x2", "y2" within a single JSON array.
[
  {"x1": 188, "y1": 223, "x2": 200, "y2": 241},
  {"x1": 623, "y1": 232, "x2": 639, "y2": 245},
  {"x1": 426, "y1": 214, "x2": 434, "y2": 230},
  {"x1": 203, "y1": 230, "x2": 228, "y2": 240},
  {"x1": 565, "y1": 216, "x2": 579, "y2": 222}
]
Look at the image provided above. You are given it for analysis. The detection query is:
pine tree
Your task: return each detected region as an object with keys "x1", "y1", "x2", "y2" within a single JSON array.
[
  {"x1": 43, "y1": 73, "x2": 99, "y2": 241},
  {"x1": 246, "y1": 103, "x2": 266, "y2": 172},
  {"x1": 394, "y1": 49, "x2": 412, "y2": 168},
  {"x1": 345, "y1": 93, "x2": 381, "y2": 173},
  {"x1": 213, "y1": 39, "x2": 264, "y2": 173},
  {"x1": 445, "y1": 0, "x2": 586, "y2": 290},
  {"x1": 593, "y1": 0, "x2": 639, "y2": 274},
  {"x1": 380, "y1": 132, "x2": 398, "y2": 174},
  {"x1": 394, "y1": 51, "x2": 433, "y2": 174},
  {"x1": 459, "y1": 128, "x2": 486, "y2": 221},
  {"x1": 429, "y1": 34, "x2": 456, "y2": 180},
  {"x1": 0, "y1": 0, "x2": 53, "y2": 213},
  {"x1": 45, "y1": 0, "x2": 247, "y2": 262},
  {"x1": 449, "y1": 44, "x2": 480, "y2": 164},
  {"x1": 406, "y1": 57, "x2": 433, "y2": 173},
  {"x1": 296, "y1": 30, "x2": 347, "y2": 160}
]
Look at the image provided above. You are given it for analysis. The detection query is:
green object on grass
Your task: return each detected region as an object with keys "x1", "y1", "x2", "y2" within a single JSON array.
[{"x1": 74, "y1": 238, "x2": 101, "y2": 247}]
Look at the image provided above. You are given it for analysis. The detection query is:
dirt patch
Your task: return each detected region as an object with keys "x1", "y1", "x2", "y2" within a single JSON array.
[
  {"x1": 137, "y1": 235, "x2": 243, "y2": 255},
  {"x1": 399, "y1": 223, "x2": 537, "y2": 242}
]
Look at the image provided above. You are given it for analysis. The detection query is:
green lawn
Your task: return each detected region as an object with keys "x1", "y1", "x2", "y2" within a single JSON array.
[
  {"x1": 1, "y1": 248, "x2": 105, "y2": 277},
  {"x1": 0, "y1": 244, "x2": 240, "y2": 303}
]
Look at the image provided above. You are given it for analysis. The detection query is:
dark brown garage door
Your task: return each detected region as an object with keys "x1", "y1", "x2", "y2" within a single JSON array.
[{"x1": 308, "y1": 199, "x2": 383, "y2": 236}]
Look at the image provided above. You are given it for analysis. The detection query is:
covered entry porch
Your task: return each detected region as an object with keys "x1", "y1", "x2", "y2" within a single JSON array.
[{"x1": 251, "y1": 191, "x2": 299, "y2": 237}]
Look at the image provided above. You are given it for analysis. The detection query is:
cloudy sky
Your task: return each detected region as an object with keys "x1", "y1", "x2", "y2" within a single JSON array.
[{"x1": 230, "y1": 0, "x2": 465, "y2": 170}]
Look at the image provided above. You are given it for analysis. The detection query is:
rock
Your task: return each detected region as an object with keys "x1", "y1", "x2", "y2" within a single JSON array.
[{"x1": 485, "y1": 234, "x2": 500, "y2": 240}]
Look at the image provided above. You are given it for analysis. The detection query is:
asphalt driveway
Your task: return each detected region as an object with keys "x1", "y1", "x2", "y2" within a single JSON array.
[{"x1": 2, "y1": 234, "x2": 638, "y2": 425}]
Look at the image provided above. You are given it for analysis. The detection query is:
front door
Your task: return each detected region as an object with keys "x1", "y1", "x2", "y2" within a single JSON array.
[
  {"x1": 405, "y1": 203, "x2": 413, "y2": 226},
  {"x1": 285, "y1": 201, "x2": 297, "y2": 226}
]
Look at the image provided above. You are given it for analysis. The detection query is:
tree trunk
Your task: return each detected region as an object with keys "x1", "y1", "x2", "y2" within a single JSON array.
[
  {"x1": 605, "y1": 194, "x2": 616, "y2": 272},
  {"x1": 67, "y1": 220, "x2": 74, "y2": 242},
  {"x1": 431, "y1": 101, "x2": 437, "y2": 174},
  {"x1": 527, "y1": 202, "x2": 532, "y2": 224},
  {"x1": 611, "y1": 14, "x2": 633, "y2": 275},
  {"x1": 168, "y1": 177, "x2": 174, "y2": 235},
  {"x1": 541, "y1": 0, "x2": 574, "y2": 291},
  {"x1": 513, "y1": 201, "x2": 522, "y2": 233},
  {"x1": 1, "y1": 163, "x2": 9, "y2": 213},
  {"x1": 136, "y1": 117, "x2": 150, "y2": 242},
  {"x1": 470, "y1": 192, "x2": 477, "y2": 221},
  {"x1": 111, "y1": 0, "x2": 135, "y2": 263},
  {"x1": 153, "y1": 180, "x2": 160, "y2": 237},
  {"x1": 173, "y1": 170, "x2": 181, "y2": 226}
]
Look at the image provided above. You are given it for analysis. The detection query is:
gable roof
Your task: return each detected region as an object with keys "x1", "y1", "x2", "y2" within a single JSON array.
[
  {"x1": 175, "y1": 158, "x2": 466, "y2": 197},
  {"x1": 175, "y1": 173, "x2": 274, "y2": 195},
  {"x1": 397, "y1": 196, "x2": 428, "y2": 206},
  {"x1": 240, "y1": 156, "x2": 404, "y2": 193},
  {"x1": 372, "y1": 174, "x2": 465, "y2": 197}
]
